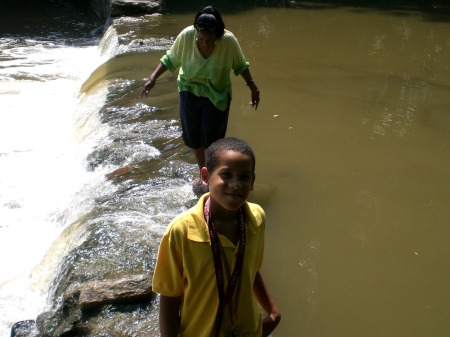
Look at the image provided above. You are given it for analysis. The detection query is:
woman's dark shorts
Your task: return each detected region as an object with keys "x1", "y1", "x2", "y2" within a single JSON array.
[{"x1": 179, "y1": 91, "x2": 230, "y2": 149}]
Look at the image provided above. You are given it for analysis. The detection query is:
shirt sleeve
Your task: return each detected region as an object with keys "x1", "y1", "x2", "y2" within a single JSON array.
[
  {"x1": 247, "y1": 202, "x2": 266, "y2": 271},
  {"x1": 230, "y1": 34, "x2": 250, "y2": 76},
  {"x1": 256, "y1": 210, "x2": 265, "y2": 270},
  {"x1": 160, "y1": 29, "x2": 186, "y2": 73},
  {"x1": 152, "y1": 222, "x2": 185, "y2": 296}
]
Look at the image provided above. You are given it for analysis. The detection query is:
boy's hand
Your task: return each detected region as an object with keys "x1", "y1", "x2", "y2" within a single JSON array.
[
  {"x1": 262, "y1": 310, "x2": 281, "y2": 337},
  {"x1": 253, "y1": 271, "x2": 281, "y2": 337}
]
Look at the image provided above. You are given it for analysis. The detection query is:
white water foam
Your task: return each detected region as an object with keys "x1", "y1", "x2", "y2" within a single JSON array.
[{"x1": 0, "y1": 40, "x2": 108, "y2": 336}]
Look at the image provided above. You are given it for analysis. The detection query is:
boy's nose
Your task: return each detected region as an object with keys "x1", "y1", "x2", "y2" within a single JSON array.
[{"x1": 229, "y1": 177, "x2": 242, "y2": 188}]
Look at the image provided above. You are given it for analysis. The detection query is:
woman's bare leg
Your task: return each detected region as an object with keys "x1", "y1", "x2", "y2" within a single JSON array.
[{"x1": 192, "y1": 147, "x2": 205, "y2": 186}]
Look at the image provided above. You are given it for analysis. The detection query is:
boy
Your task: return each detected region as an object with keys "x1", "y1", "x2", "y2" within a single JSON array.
[{"x1": 152, "y1": 137, "x2": 281, "y2": 337}]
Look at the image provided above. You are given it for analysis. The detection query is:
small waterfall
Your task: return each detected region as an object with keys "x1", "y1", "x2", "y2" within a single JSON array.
[
  {"x1": 98, "y1": 24, "x2": 119, "y2": 59},
  {"x1": 1, "y1": 10, "x2": 201, "y2": 335},
  {"x1": 0, "y1": 38, "x2": 108, "y2": 335}
]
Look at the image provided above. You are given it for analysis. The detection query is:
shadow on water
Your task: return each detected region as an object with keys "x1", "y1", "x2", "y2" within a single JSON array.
[
  {"x1": 1, "y1": 0, "x2": 449, "y2": 41},
  {"x1": 157, "y1": 0, "x2": 450, "y2": 24},
  {"x1": 215, "y1": 0, "x2": 450, "y2": 24},
  {"x1": 0, "y1": 0, "x2": 103, "y2": 42},
  {"x1": 273, "y1": 0, "x2": 450, "y2": 22},
  {"x1": 163, "y1": 0, "x2": 263, "y2": 14}
]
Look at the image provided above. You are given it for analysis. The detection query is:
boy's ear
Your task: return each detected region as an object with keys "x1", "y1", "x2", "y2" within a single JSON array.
[
  {"x1": 250, "y1": 173, "x2": 256, "y2": 191},
  {"x1": 201, "y1": 167, "x2": 209, "y2": 186}
]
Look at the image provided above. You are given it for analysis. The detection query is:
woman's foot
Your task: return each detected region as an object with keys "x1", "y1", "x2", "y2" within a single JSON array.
[
  {"x1": 191, "y1": 177, "x2": 202, "y2": 186},
  {"x1": 191, "y1": 177, "x2": 209, "y2": 194}
]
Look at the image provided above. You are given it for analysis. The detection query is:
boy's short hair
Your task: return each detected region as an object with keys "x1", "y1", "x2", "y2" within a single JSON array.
[{"x1": 206, "y1": 137, "x2": 256, "y2": 174}]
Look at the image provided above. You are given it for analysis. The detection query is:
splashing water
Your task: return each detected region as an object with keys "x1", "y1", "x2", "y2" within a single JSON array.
[{"x1": 0, "y1": 37, "x2": 107, "y2": 335}]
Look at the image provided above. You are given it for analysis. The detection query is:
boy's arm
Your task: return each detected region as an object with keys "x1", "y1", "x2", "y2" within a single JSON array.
[
  {"x1": 253, "y1": 271, "x2": 281, "y2": 337},
  {"x1": 159, "y1": 295, "x2": 181, "y2": 337}
]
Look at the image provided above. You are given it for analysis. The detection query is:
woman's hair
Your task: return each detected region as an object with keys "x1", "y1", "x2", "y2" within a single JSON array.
[{"x1": 193, "y1": 6, "x2": 225, "y2": 38}]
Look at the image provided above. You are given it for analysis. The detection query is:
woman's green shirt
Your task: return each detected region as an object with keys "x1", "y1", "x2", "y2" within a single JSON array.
[{"x1": 161, "y1": 26, "x2": 250, "y2": 111}]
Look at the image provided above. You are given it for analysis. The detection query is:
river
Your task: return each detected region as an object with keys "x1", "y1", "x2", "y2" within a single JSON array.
[{"x1": 1, "y1": 2, "x2": 450, "y2": 337}]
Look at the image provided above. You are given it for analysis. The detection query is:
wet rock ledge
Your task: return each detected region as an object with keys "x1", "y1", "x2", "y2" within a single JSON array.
[
  {"x1": 11, "y1": 274, "x2": 157, "y2": 337},
  {"x1": 110, "y1": 0, "x2": 162, "y2": 18},
  {"x1": 88, "y1": 0, "x2": 163, "y2": 21}
]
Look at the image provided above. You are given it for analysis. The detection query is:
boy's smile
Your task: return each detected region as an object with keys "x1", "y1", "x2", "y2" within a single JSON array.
[{"x1": 201, "y1": 150, "x2": 255, "y2": 213}]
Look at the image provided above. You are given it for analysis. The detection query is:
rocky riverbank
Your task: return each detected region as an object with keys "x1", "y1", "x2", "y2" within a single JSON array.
[{"x1": 11, "y1": 275, "x2": 157, "y2": 337}]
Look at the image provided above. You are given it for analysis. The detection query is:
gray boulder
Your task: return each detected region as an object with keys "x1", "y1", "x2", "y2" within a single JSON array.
[
  {"x1": 78, "y1": 274, "x2": 154, "y2": 309},
  {"x1": 111, "y1": 0, "x2": 162, "y2": 17},
  {"x1": 30, "y1": 274, "x2": 155, "y2": 337},
  {"x1": 10, "y1": 320, "x2": 40, "y2": 337}
]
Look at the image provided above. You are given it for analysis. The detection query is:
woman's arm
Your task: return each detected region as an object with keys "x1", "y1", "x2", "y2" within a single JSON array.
[
  {"x1": 140, "y1": 62, "x2": 168, "y2": 97},
  {"x1": 159, "y1": 294, "x2": 181, "y2": 337},
  {"x1": 253, "y1": 271, "x2": 281, "y2": 337},
  {"x1": 239, "y1": 67, "x2": 260, "y2": 110},
  {"x1": 140, "y1": 28, "x2": 189, "y2": 98}
]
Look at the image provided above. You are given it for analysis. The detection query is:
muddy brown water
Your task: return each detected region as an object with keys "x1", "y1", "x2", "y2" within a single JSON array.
[{"x1": 128, "y1": 7, "x2": 450, "y2": 336}]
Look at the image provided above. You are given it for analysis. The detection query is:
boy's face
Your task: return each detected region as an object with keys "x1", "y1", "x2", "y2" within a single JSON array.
[{"x1": 201, "y1": 150, "x2": 255, "y2": 212}]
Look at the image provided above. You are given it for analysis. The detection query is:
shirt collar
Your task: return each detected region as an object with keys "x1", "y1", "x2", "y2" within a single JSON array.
[{"x1": 187, "y1": 193, "x2": 257, "y2": 247}]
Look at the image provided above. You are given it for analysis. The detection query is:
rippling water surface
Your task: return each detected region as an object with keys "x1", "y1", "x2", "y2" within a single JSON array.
[{"x1": 1, "y1": 2, "x2": 450, "y2": 337}]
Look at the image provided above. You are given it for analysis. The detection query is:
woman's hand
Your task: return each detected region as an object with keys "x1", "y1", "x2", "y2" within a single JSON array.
[
  {"x1": 249, "y1": 83, "x2": 260, "y2": 110},
  {"x1": 239, "y1": 68, "x2": 260, "y2": 110},
  {"x1": 139, "y1": 62, "x2": 168, "y2": 98},
  {"x1": 140, "y1": 78, "x2": 156, "y2": 98}
]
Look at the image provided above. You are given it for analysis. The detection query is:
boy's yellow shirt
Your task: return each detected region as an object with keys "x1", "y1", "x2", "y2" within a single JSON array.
[
  {"x1": 160, "y1": 26, "x2": 250, "y2": 111},
  {"x1": 152, "y1": 193, "x2": 265, "y2": 337}
]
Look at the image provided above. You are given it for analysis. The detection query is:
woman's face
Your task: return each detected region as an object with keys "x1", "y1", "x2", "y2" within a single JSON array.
[{"x1": 196, "y1": 30, "x2": 217, "y2": 46}]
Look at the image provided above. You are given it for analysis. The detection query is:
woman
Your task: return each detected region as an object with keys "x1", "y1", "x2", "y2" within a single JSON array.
[{"x1": 140, "y1": 6, "x2": 260, "y2": 186}]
